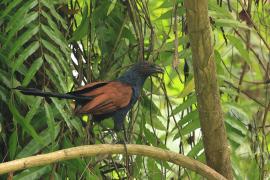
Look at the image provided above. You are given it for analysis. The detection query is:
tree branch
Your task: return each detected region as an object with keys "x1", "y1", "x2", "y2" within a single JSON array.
[
  {"x1": 0, "y1": 144, "x2": 226, "y2": 179},
  {"x1": 184, "y1": 0, "x2": 233, "y2": 179}
]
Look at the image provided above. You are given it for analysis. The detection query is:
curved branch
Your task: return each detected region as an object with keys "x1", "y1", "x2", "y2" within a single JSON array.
[{"x1": 0, "y1": 144, "x2": 226, "y2": 179}]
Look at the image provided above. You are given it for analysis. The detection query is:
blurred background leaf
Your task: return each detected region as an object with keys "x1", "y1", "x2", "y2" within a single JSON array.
[{"x1": 0, "y1": 0, "x2": 269, "y2": 179}]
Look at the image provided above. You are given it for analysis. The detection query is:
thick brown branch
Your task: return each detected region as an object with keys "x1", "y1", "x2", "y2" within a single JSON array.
[
  {"x1": 0, "y1": 144, "x2": 226, "y2": 180},
  {"x1": 184, "y1": 0, "x2": 233, "y2": 179}
]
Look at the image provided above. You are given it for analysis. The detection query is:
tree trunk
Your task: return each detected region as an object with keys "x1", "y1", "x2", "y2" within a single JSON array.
[{"x1": 184, "y1": 0, "x2": 233, "y2": 179}]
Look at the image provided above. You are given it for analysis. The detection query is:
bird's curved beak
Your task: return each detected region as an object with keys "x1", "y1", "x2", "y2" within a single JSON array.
[{"x1": 152, "y1": 65, "x2": 164, "y2": 74}]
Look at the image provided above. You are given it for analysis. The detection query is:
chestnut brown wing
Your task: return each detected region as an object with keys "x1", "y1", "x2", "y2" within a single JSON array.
[
  {"x1": 68, "y1": 81, "x2": 108, "y2": 95},
  {"x1": 76, "y1": 81, "x2": 133, "y2": 115}
]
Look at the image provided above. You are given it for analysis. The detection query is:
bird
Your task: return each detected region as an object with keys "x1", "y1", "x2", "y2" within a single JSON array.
[{"x1": 14, "y1": 61, "x2": 164, "y2": 131}]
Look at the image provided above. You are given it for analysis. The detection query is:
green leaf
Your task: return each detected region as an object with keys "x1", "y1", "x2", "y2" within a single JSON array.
[
  {"x1": 173, "y1": 110, "x2": 199, "y2": 131},
  {"x1": 8, "y1": 130, "x2": 18, "y2": 160},
  {"x1": 40, "y1": 10, "x2": 70, "y2": 60},
  {"x1": 25, "y1": 97, "x2": 42, "y2": 123},
  {"x1": 141, "y1": 94, "x2": 161, "y2": 115},
  {"x1": 0, "y1": 69, "x2": 11, "y2": 87},
  {"x1": 180, "y1": 110, "x2": 199, "y2": 126},
  {"x1": 122, "y1": 27, "x2": 136, "y2": 43},
  {"x1": 51, "y1": 98, "x2": 83, "y2": 136},
  {"x1": 157, "y1": 0, "x2": 173, "y2": 9},
  {"x1": 179, "y1": 78, "x2": 195, "y2": 98},
  {"x1": 45, "y1": 68, "x2": 63, "y2": 92},
  {"x1": 41, "y1": 10, "x2": 63, "y2": 37},
  {"x1": 6, "y1": 0, "x2": 37, "y2": 32},
  {"x1": 5, "y1": 12, "x2": 38, "y2": 49},
  {"x1": 41, "y1": 15, "x2": 69, "y2": 55},
  {"x1": 156, "y1": 159, "x2": 172, "y2": 171},
  {"x1": 227, "y1": 35, "x2": 251, "y2": 65},
  {"x1": 208, "y1": 10, "x2": 232, "y2": 19},
  {"x1": 179, "y1": 48, "x2": 191, "y2": 59},
  {"x1": 187, "y1": 139, "x2": 203, "y2": 158},
  {"x1": 208, "y1": 0, "x2": 233, "y2": 19},
  {"x1": 100, "y1": 118, "x2": 114, "y2": 129},
  {"x1": 0, "y1": 50, "x2": 8, "y2": 65},
  {"x1": 172, "y1": 95, "x2": 197, "y2": 116},
  {"x1": 41, "y1": 39, "x2": 71, "y2": 77},
  {"x1": 0, "y1": 86, "x2": 8, "y2": 102},
  {"x1": 214, "y1": 19, "x2": 250, "y2": 30},
  {"x1": 227, "y1": 128, "x2": 245, "y2": 145},
  {"x1": 181, "y1": 118, "x2": 200, "y2": 135},
  {"x1": 12, "y1": 41, "x2": 40, "y2": 73},
  {"x1": 41, "y1": 9, "x2": 68, "y2": 36},
  {"x1": 44, "y1": 102, "x2": 55, "y2": 149},
  {"x1": 41, "y1": 25, "x2": 69, "y2": 55},
  {"x1": 157, "y1": 51, "x2": 173, "y2": 66},
  {"x1": 214, "y1": 49, "x2": 226, "y2": 74},
  {"x1": 16, "y1": 124, "x2": 60, "y2": 158},
  {"x1": 144, "y1": 128, "x2": 158, "y2": 145},
  {"x1": 13, "y1": 166, "x2": 52, "y2": 180},
  {"x1": 44, "y1": 54, "x2": 67, "y2": 91},
  {"x1": 223, "y1": 102, "x2": 250, "y2": 123},
  {"x1": 69, "y1": 4, "x2": 89, "y2": 42},
  {"x1": 146, "y1": 115, "x2": 166, "y2": 131},
  {"x1": 41, "y1": 0, "x2": 67, "y2": 30},
  {"x1": 244, "y1": 157, "x2": 260, "y2": 179},
  {"x1": 157, "y1": 7, "x2": 184, "y2": 20},
  {"x1": 52, "y1": 172, "x2": 62, "y2": 180},
  {"x1": 22, "y1": 57, "x2": 43, "y2": 86},
  {"x1": 225, "y1": 114, "x2": 247, "y2": 135},
  {"x1": 173, "y1": 118, "x2": 200, "y2": 140},
  {"x1": 61, "y1": 138, "x2": 93, "y2": 176},
  {"x1": 0, "y1": 0, "x2": 23, "y2": 19},
  {"x1": 107, "y1": 0, "x2": 117, "y2": 15},
  {"x1": 134, "y1": 156, "x2": 143, "y2": 176},
  {"x1": 8, "y1": 25, "x2": 39, "y2": 58},
  {"x1": 147, "y1": 158, "x2": 162, "y2": 178},
  {"x1": 8, "y1": 101, "x2": 42, "y2": 144}
]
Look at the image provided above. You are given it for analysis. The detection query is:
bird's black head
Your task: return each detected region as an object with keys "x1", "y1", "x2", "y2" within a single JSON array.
[
  {"x1": 117, "y1": 61, "x2": 163, "y2": 87},
  {"x1": 132, "y1": 61, "x2": 164, "y2": 77}
]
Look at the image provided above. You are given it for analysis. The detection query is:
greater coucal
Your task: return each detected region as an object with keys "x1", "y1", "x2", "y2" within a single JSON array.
[{"x1": 14, "y1": 61, "x2": 163, "y2": 131}]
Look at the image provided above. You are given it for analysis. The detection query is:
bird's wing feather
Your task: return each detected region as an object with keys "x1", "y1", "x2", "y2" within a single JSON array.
[
  {"x1": 68, "y1": 81, "x2": 108, "y2": 95},
  {"x1": 76, "y1": 81, "x2": 132, "y2": 114}
]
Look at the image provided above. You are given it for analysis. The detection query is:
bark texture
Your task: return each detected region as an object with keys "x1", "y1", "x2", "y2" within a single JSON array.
[
  {"x1": 184, "y1": 0, "x2": 233, "y2": 179},
  {"x1": 0, "y1": 144, "x2": 226, "y2": 179}
]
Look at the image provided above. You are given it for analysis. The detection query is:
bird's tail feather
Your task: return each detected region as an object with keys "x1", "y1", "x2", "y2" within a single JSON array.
[{"x1": 13, "y1": 86, "x2": 92, "y2": 101}]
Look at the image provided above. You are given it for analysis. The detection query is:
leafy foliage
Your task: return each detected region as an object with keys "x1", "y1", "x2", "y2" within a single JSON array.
[{"x1": 0, "y1": 0, "x2": 269, "y2": 179}]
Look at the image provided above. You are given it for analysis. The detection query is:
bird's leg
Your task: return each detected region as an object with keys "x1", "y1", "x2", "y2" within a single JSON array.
[
  {"x1": 82, "y1": 115, "x2": 95, "y2": 144},
  {"x1": 114, "y1": 115, "x2": 132, "y2": 177},
  {"x1": 98, "y1": 123, "x2": 117, "y2": 142},
  {"x1": 88, "y1": 116, "x2": 96, "y2": 144},
  {"x1": 122, "y1": 124, "x2": 131, "y2": 178}
]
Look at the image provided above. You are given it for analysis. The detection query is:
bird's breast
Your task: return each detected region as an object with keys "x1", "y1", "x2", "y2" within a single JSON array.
[{"x1": 130, "y1": 86, "x2": 141, "y2": 105}]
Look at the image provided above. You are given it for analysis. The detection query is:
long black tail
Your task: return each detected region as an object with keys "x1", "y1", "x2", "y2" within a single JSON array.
[{"x1": 13, "y1": 86, "x2": 92, "y2": 101}]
